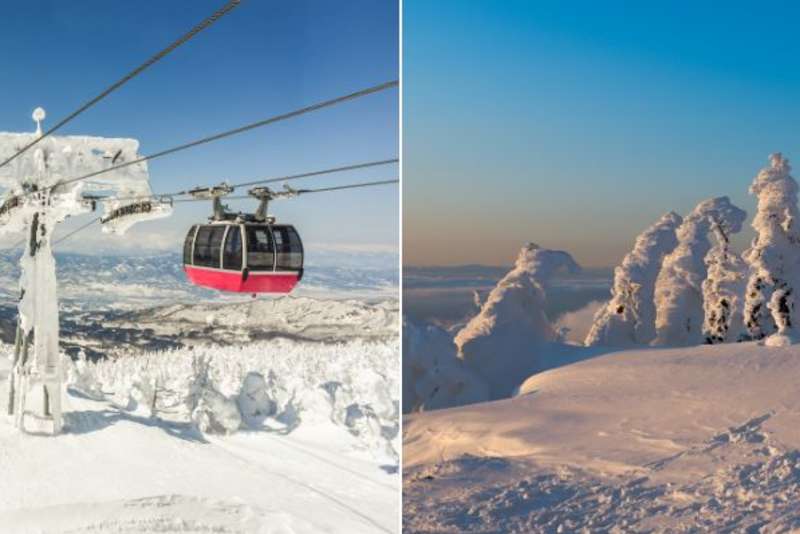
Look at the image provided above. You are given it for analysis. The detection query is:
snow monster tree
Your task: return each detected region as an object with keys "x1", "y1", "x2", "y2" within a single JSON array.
[
  {"x1": 585, "y1": 211, "x2": 682, "y2": 347},
  {"x1": 743, "y1": 153, "x2": 800, "y2": 345},
  {"x1": 454, "y1": 243, "x2": 580, "y2": 400},
  {"x1": 653, "y1": 196, "x2": 746, "y2": 346},
  {"x1": 702, "y1": 214, "x2": 748, "y2": 343}
]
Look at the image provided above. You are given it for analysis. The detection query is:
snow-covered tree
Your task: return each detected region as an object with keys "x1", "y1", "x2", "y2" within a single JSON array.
[
  {"x1": 454, "y1": 243, "x2": 580, "y2": 399},
  {"x1": 585, "y1": 211, "x2": 682, "y2": 347},
  {"x1": 403, "y1": 316, "x2": 488, "y2": 412},
  {"x1": 653, "y1": 196, "x2": 747, "y2": 346},
  {"x1": 743, "y1": 153, "x2": 800, "y2": 344},
  {"x1": 702, "y1": 217, "x2": 748, "y2": 344}
]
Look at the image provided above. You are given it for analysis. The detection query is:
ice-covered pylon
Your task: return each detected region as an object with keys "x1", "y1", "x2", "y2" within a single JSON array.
[
  {"x1": 653, "y1": 196, "x2": 746, "y2": 347},
  {"x1": 702, "y1": 215, "x2": 748, "y2": 344},
  {"x1": 585, "y1": 211, "x2": 682, "y2": 347},
  {"x1": 743, "y1": 153, "x2": 800, "y2": 345},
  {"x1": 454, "y1": 243, "x2": 580, "y2": 399},
  {"x1": 0, "y1": 108, "x2": 172, "y2": 434}
]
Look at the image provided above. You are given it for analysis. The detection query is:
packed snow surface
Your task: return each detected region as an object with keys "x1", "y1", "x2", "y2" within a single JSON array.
[
  {"x1": 1, "y1": 336, "x2": 399, "y2": 533},
  {"x1": 404, "y1": 342, "x2": 800, "y2": 532}
]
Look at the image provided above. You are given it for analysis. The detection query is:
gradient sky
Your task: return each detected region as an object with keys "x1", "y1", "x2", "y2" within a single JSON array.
[
  {"x1": 0, "y1": 0, "x2": 398, "y2": 255},
  {"x1": 404, "y1": 0, "x2": 800, "y2": 267}
]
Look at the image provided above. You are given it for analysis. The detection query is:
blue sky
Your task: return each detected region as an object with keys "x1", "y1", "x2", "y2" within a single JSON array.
[
  {"x1": 0, "y1": 0, "x2": 398, "y2": 255},
  {"x1": 404, "y1": 0, "x2": 800, "y2": 266}
]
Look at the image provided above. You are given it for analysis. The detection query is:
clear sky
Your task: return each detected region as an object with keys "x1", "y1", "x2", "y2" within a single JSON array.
[
  {"x1": 404, "y1": 0, "x2": 800, "y2": 267},
  {"x1": 0, "y1": 0, "x2": 398, "y2": 255}
]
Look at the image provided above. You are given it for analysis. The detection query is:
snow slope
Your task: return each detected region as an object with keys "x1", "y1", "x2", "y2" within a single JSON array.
[
  {"x1": 404, "y1": 342, "x2": 800, "y2": 532},
  {"x1": 1, "y1": 337, "x2": 399, "y2": 533}
]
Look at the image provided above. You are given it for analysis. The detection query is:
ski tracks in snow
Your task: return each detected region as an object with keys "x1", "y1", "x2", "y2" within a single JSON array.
[{"x1": 210, "y1": 436, "x2": 396, "y2": 533}]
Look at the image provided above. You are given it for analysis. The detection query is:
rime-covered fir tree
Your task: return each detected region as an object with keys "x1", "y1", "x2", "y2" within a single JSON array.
[
  {"x1": 702, "y1": 213, "x2": 748, "y2": 344},
  {"x1": 585, "y1": 212, "x2": 682, "y2": 347},
  {"x1": 653, "y1": 197, "x2": 747, "y2": 346},
  {"x1": 454, "y1": 243, "x2": 580, "y2": 399},
  {"x1": 743, "y1": 153, "x2": 800, "y2": 344}
]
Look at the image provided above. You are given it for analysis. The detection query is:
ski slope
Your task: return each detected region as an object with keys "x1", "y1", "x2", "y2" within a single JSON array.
[
  {"x1": 0, "y1": 338, "x2": 399, "y2": 533},
  {"x1": 404, "y1": 342, "x2": 800, "y2": 532}
]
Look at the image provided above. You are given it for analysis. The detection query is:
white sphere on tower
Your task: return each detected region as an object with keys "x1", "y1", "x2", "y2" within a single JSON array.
[{"x1": 32, "y1": 107, "x2": 46, "y2": 136}]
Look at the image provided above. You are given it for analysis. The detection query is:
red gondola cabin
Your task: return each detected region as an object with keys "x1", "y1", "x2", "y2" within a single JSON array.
[{"x1": 183, "y1": 222, "x2": 304, "y2": 294}]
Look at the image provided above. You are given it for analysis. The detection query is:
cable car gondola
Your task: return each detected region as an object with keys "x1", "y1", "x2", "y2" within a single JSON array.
[{"x1": 182, "y1": 185, "x2": 304, "y2": 294}]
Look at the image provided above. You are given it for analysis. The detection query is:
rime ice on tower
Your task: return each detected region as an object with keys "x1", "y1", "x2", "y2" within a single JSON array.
[
  {"x1": 0, "y1": 108, "x2": 171, "y2": 434},
  {"x1": 652, "y1": 197, "x2": 746, "y2": 347},
  {"x1": 454, "y1": 243, "x2": 580, "y2": 399},
  {"x1": 585, "y1": 211, "x2": 682, "y2": 347},
  {"x1": 743, "y1": 153, "x2": 800, "y2": 346}
]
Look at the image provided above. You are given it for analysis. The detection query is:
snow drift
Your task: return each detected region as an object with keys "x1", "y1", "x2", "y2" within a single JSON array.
[{"x1": 404, "y1": 342, "x2": 800, "y2": 532}]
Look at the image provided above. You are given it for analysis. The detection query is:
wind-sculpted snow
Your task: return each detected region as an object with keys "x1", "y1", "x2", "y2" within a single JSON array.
[
  {"x1": 653, "y1": 196, "x2": 746, "y2": 346},
  {"x1": 404, "y1": 342, "x2": 800, "y2": 532},
  {"x1": 744, "y1": 153, "x2": 800, "y2": 345},
  {"x1": 454, "y1": 243, "x2": 580, "y2": 400},
  {"x1": 585, "y1": 211, "x2": 682, "y2": 347}
]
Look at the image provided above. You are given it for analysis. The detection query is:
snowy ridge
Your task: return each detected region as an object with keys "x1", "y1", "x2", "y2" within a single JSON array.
[{"x1": 105, "y1": 296, "x2": 399, "y2": 346}]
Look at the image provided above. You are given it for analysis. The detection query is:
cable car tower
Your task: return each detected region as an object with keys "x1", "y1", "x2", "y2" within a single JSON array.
[{"x1": 0, "y1": 108, "x2": 171, "y2": 434}]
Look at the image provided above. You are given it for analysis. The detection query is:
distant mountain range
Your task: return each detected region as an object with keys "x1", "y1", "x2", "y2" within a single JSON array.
[{"x1": 0, "y1": 249, "x2": 398, "y2": 310}]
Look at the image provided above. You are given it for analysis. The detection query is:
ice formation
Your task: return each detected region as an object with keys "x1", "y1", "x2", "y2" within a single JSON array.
[
  {"x1": 702, "y1": 217, "x2": 748, "y2": 343},
  {"x1": 403, "y1": 317, "x2": 488, "y2": 412},
  {"x1": 585, "y1": 212, "x2": 682, "y2": 347},
  {"x1": 743, "y1": 153, "x2": 800, "y2": 345},
  {"x1": 454, "y1": 243, "x2": 580, "y2": 399},
  {"x1": 653, "y1": 197, "x2": 747, "y2": 346}
]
